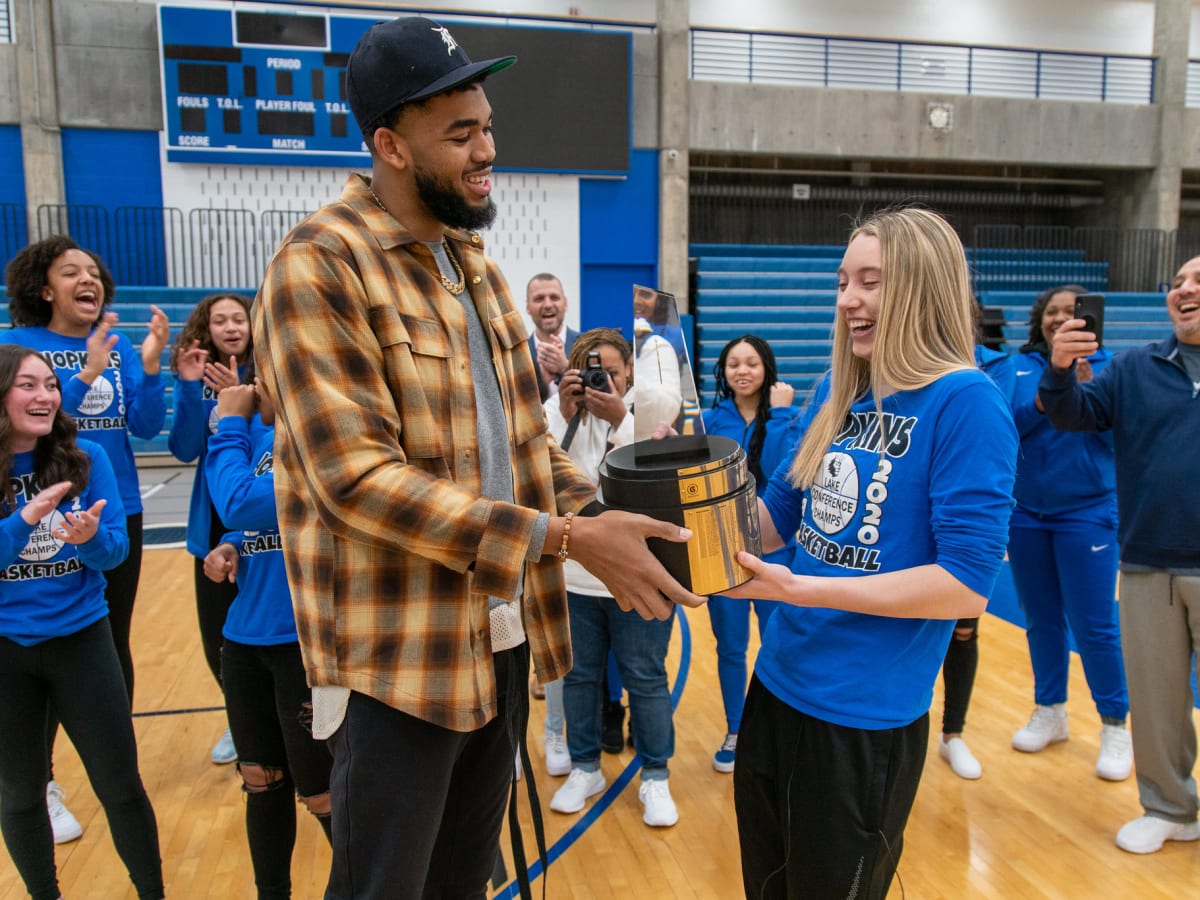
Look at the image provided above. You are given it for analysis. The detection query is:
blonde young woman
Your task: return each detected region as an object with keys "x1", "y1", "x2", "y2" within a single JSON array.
[{"x1": 725, "y1": 208, "x2": 1018, "y2": 898}]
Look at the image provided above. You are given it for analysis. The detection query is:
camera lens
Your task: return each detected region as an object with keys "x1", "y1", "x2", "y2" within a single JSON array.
[{"x1": 582, "y1": 367, "x2": 610, "y2": 392}]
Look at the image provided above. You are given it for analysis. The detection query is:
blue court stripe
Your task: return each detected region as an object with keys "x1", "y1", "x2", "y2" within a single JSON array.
[{"x1": 492, "y1": 608, "x2": 693, "y2": 899}]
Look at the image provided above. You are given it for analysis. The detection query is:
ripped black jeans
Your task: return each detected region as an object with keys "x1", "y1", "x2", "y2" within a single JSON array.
[{"x1": 221, "y1": 639, "x2": 333, "y2": 899}]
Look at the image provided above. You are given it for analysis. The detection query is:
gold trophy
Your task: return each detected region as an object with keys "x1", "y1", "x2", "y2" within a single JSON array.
[{"x1": 598, "y1": 287, "x2": 761, "y2": 595}]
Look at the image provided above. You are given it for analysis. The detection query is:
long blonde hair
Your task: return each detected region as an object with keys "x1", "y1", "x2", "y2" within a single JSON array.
[{"x1": 788, "y1": 207, "x2": 976, "y2": 488}]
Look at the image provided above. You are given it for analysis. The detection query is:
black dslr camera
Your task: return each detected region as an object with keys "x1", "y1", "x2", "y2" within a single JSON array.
[{"x1": 581, "y1": 350, "x2": 610, "y2": 393}]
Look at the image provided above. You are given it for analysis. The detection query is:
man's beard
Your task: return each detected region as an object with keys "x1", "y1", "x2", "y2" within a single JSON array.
[{"x1": 415, "y1": 166, "x2": 497, "y2": 231}]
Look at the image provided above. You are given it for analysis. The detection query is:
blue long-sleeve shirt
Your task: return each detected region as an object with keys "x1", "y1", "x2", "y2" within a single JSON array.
[
  {"x1": 170, "y1": 369, "x2": 245, "y2": 558},
  {"x1": 754, "y1": 369, "x2": 1017, "y2": 729},
  {"x1": 205, "y1": 415, "x2": 296, "y2": 645},
  {"x1": 1011, "y1": 348, "x2": 1116, "y2": 516},
  {"x1": 0, "y1": 327, "x2": 166, "y2": 515},
  {"x1": 975, "y1": 344, "x2": 1016, "y2": 402},
  {"x1": 0, "y1": 441, "x2": 129, "y2": 644}
]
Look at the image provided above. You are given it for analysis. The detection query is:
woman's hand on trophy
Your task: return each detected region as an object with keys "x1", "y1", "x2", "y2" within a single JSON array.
[{"x1": 721, "y1": 551, "x2": 798, "y2": 604}]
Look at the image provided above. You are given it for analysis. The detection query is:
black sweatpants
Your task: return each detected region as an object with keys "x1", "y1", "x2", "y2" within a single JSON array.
[
  {"x1": 0, "y1": 619, "x2": 162, "y2": 900},
  {"x1": 734, "y1": 675, "x2": 927, "y2": 900}
]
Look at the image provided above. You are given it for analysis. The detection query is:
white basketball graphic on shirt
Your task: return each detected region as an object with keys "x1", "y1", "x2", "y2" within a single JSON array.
[
  {"x1": 78, "y1": 376, "x2": 115, "y2": 416},
  {"x1": 208, "y1": 405, "x2": 221, "y2": 434},
  {"x1": 21, "y1": 510, "x2": 67, "y2": 561},
  {"x1": 809, "y1": 451, "x2": 860, "y2": 535}
]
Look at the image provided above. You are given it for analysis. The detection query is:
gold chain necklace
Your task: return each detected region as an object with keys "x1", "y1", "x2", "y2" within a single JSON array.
[{"x1": 368, "y1": 184, "x2": 466, "y2": 296}]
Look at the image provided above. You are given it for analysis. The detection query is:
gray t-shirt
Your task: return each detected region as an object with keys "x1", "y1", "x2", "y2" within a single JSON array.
[{"x1": 1174, "y1": 340, "x2": 1200, "y2": 391}]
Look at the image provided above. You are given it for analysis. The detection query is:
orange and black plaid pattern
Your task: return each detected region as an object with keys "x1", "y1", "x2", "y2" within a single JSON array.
[{"x1": 254, "y1": 175, "x2": 595, "y2": 732}]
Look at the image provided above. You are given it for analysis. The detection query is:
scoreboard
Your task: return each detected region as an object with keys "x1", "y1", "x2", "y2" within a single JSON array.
[{"x1": 158, "y1": 4, "x2": 632, "y2": 173}]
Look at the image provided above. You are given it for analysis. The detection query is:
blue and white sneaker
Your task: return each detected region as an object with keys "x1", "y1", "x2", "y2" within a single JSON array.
[{"x1": 713, "y1": 733, "x2": 737, "y2": 773}]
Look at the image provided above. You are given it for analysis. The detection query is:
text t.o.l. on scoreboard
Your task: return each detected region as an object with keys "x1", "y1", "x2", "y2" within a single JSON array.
[{"x1": 157, "y1": 5, "x2": 632, "y2": 173}]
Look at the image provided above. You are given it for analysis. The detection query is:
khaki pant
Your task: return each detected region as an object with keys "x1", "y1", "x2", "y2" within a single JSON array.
[{"x1": 1120, "y1": 570, "x2": 1200, "y2": 822}]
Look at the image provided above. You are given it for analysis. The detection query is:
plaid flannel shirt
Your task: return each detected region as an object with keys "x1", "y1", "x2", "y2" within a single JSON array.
[{"x1": 254, "y1": 174, "x2": 596, "y2": 732}]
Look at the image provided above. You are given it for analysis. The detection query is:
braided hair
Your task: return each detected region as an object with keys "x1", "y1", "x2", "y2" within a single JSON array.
[{"x1": 713, "y1": 335, "x2": 779, "y2": 487}]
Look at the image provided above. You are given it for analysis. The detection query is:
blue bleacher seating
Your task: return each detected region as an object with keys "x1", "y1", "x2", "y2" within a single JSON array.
[{"x1": 689, "y1": 245, "x2": 1172, "y2": 409}]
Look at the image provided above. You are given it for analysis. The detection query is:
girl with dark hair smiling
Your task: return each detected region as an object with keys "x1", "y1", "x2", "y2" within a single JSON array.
[
  {"x1": 168, "y1": 292, "x2": 254, "y2": 766},
  {"x1": 0, "y1": 344, "x2": 162, "y2": 900},
  {"x1": 1006, "y1": 284, "x2": 1130, "y2": 780},
  {"x1": 701, "y1": 335, "x2": 798, "y2": 774},
  {"x1": 3, "y1": 236, "x2": 168, "y2": 842}
]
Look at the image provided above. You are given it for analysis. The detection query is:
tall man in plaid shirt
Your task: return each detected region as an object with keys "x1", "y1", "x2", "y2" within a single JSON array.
[{"x1": 253, "y1": 17, "x2": 702, "y2": 897}]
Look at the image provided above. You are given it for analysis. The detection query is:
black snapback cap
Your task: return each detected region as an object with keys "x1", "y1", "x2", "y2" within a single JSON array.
[{"x1": 347, "y1": 17, "x2": 517, "y2": 132}]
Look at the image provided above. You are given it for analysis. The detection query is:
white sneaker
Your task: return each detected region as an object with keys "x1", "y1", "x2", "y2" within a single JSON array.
[
  {"x1": 938, "y1": 735, "x2": 982, "y2": 780},
  {"x1": 1115, "y1": 815, "x2": 1200, "y2": 854},
  {"x1": 1011, "y1": 704, "x2": 1069, "y2": 752},
  {"x1": 550, "y1": 768, "x2": 605, "y2": 814},
  {"x1": 1096, "y1": 724, "x2": 1133, "y2": 781},
  {"x1": 543, "y1": 731, "x2": 572, "y2": 777},
  {"x1": 46, "y1": 781, "x2": 83, "y2": 844},
  {"x1": 638, "y1": 779, "x2": 679, "y2": 827},
  {"x1": 211, "y1": 727, "x2": 237, "y2": 765}
]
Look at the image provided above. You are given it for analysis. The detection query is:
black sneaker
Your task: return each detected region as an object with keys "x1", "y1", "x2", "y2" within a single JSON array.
[{"x1": 601, "y1": 700, "x2": 625, "y2": 754}]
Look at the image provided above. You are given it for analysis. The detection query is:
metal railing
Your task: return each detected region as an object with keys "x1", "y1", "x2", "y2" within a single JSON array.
[
  {"x1": 688, "y1": 187, "x2": 1198, "y2": 292},
  {"x1": 691, "y1": 28, "x2": 1158, "y2": 105},
  {"x1": 10, "y1": 204, "x2": 306, "y2": 288},
  {"x1": 4, "y1": 199, "x2": 1198, "y2": 294},
  {"x1": 1189, "y1": 59, "x2": 1200, "y2": 107}
]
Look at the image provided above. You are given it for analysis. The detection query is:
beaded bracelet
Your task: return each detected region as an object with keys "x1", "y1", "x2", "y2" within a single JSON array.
[{"x1": 557, "y1": 511, "x2": 575, "y2": 561}]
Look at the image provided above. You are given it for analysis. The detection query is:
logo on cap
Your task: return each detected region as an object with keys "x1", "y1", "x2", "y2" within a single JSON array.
[{"x1": 432, "y1": 25, "x2": 458, "y2": 54}]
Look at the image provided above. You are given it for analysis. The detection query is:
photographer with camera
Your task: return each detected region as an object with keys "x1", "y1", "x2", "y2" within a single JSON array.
[{"x1": 543, "y1": 329, "x2": 682, "y2": 828}]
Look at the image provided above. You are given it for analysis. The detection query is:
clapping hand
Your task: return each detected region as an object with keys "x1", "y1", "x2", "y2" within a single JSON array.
[
  {"x1": 203, "y1": 355, "x2": 241, "y2": 394},
  {"x1": 176, "y1": 340, "x2": 209, "y2": 382},
  {"x1": 142, "y1": 305, "x2": 170, "y2": 374}
]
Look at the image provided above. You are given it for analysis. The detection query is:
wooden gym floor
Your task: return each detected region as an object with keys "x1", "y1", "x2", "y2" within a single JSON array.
[{"x1": 2, "y1": 546, "x2": 1198, "y2": 898}]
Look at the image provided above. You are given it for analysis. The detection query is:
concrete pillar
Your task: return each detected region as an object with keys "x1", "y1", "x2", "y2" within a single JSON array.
[
  {"x1": 657, "y1": 0, "x2": 690, "y2": 311},
  {"x1": 13, "y1": 0, "x2": 65, "y2": 240},
  {"x1": 1126, "y1": 0, "x2": 1189, "y2": 231}
]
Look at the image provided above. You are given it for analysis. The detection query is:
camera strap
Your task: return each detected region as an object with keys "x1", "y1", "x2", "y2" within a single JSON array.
[{"x1": 560, "y1": 409, "x2": 583, "y2": 452}]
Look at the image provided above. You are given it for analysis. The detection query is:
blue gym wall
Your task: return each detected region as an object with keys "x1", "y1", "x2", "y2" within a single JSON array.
[
  {"x1": 0, "y1": 126, "x2": 29, "y2": 263},
  {"x1": 579, "y1": 148, "x2": 658, "y2": 337},
  {"x1": 62, "y1": 129, "x2": 163, "y2": 210},
  {"x1": 0, "y1": 126, "x2": 26, "y2": 206},
  {"x1": 10, "y1": 130, "x2": 658, "y2": 319}
]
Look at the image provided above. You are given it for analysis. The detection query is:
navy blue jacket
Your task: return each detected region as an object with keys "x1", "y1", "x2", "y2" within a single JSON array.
[{"x1": 1039, "y1": 335, "x2": 1200, "y2": 569}]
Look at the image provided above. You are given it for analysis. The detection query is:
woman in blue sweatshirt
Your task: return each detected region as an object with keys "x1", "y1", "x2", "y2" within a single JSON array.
[
  {"x1": 701, "y1": 335, "x2": 797, "y2": 774},
  {"x1": 168, "y1": 292, "x2": 253, "y2": 766},
  {"x1": 725, "y1": 209, "x2": 1017, "y2": 898},
  {"x1": 1007, "y1": 284, "x2": 1130, "y2": 781},
  {"x1": 3, "y1": 237, "x2": 169, "y2": 704},
  {"x1": 203, "y1": 379, "x2": 332, "y2": 898},
  {"x1": 3, "y1": 235, "x2": 168, "y2": 842},
  {"x1": 0, "y1": 345, "x2": 162, "y2": 900}
]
